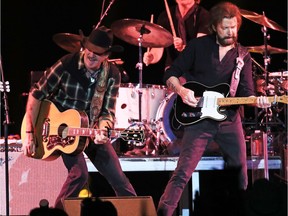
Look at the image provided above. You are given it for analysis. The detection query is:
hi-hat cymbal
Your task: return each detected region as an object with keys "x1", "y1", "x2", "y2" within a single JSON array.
[
  {"x1": 247, "y1": 45, "x2": 288, "y2": 54},
  {"x1": 240, "y1": 9, "x2": 287, "y2": 33},
  {"x1": 111, "y1": 18, "x2": 173, "y2": 48},
  {"x1": 53, "y1": 33, "x2": 82, "y2": 53}
]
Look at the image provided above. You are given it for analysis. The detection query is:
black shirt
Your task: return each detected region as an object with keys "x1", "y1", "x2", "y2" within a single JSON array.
[{"x1": 164, "y1": 34, "x2": 255, "y2": 98}]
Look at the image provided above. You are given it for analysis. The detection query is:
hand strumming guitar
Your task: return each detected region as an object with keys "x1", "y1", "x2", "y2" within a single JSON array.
[{"x1": 22, "y1": 131, "x2": 36, "y2": 157}]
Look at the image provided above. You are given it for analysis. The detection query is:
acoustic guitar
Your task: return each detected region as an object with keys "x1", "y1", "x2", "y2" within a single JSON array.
[{"x1": 21, "y1": 100, "x2": 144, "y2": 160}]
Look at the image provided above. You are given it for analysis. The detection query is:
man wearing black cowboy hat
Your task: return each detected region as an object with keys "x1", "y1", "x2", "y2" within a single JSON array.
[{"x1": 22, "y1": 25, "x2": 137, "y2": 210}]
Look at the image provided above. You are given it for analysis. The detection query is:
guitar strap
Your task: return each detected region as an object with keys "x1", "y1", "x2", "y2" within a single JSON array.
[
  {"x1": 229, "y1": 45, "x2": 249, "y2": 97},
  {"x1": 89, "y1": 60, "x2": 110, "y2": 127}
]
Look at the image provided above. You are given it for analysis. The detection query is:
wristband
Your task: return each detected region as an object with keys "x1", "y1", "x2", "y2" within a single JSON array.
[{"x1": 26, "y1": 131, "x2": 34, "y2": 133}]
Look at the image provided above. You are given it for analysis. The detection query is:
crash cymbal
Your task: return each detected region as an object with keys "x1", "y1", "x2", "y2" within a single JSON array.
[
  {"x1": 53, "y1": 33, "x2": 82, "y2": 53},
  {"x1": 247, "y1": 45, "x2": 288, "y2": 54},
  {"x1": 111, "y1": 18, "x2": 173, "y2": 48},
  {"x1": 240, "y1": 9, "x2": 287, "y2": 33}
]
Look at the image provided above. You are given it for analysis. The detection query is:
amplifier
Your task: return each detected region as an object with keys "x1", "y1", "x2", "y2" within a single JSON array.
[{"x1": 0, "y1": 152, "x2": 66, "y2": 215}]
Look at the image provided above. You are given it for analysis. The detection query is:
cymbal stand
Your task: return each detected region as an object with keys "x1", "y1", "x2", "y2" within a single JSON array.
[
  {"x1": 135, "y1": 24, "x2": 148, "y2": 121},
  {"x1": 132, "y1": 25, "x2": 159, "y2": 155},
  {"x1": 260, "y1": 17, "x2": 271, "y2": 179}
]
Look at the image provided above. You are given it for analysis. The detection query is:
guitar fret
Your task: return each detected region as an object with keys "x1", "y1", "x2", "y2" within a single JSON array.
[
  {"x1": 68, "y1": 128, "x2": 89, "y2": 136},
  {"x1": 89, "y1": 129, "x2": 93, "y2": 135},
  {"x1": 81, "y1": 129, "x2": 86, "y2": 135}
]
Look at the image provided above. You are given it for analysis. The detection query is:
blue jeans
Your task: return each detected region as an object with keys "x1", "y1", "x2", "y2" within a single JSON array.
[
  {"x1": 54, "y1": 140, "x2": 136, "y2": 209},
  {"x1": 157, "y1": 114, "x2": 248, "y2": 216}
]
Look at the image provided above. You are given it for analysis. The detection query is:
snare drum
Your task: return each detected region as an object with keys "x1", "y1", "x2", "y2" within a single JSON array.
[{"x1": 114, "y1": 83, "x2": 168, "y2": 129}]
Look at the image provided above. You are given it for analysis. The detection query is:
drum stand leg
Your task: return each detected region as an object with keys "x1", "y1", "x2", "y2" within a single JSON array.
[
  {"x1": 126, "y1": 120, "x2": 161, "y2": 155},
  {"x1": 124, "y1": 25, "x2": 164, "y2": 156}
]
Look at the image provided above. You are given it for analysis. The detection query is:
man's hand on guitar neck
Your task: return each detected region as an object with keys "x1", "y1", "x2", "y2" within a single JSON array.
[
  {"x1": 92, "y1": 119, "x2": 112, "y2": 144},
  {"x1": 93, "y1": 129, "x2": 109, "y2": 144},
  {"x1": 254, "y1": 95, "x2": 271, "y2": 109}
]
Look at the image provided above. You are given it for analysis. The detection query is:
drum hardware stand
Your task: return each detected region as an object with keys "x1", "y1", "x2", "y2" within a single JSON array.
[
  {"x1": 128, "y1": 24, "x2": 161, "y2": 155},
  {"x1": 0, "y1": 56, "x2": 13, "y2": 216},
  {"x1": 258, "y1": 19, "x2": 272, "y2": 179}
]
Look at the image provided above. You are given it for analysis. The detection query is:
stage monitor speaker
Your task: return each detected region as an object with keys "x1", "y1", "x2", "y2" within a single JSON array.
[
  {"x1": 0, "y1": 151, "x2": 67, "y2": 215},
  {"x1": 64, "y1": 196, "x2": 157, "y2": 216}
]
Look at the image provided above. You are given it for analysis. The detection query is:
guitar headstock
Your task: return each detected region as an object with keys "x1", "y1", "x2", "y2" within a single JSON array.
[
  {"x1": 119, "y1": 129, "x2": 145, "y2": 143},
  {"x1": 278, "y1": 95, "x2": 288, "y2": 104}
]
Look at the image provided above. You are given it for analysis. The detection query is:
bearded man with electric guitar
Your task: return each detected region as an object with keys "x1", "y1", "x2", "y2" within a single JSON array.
[
  {"x1": 22, "y1": 26, "x2": 137, "y2": 210},
  {"x1": 156, "y1": 2, "x2": 280, "y2": 216}
]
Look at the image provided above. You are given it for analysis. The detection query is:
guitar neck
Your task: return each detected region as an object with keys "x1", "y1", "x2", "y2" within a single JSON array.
[
  {"x1": 66, "y1": 127, "x2": 119, "y2": 138},
  {"x1": 217, "y1": 96, "x2": 284, "y2": 106}
]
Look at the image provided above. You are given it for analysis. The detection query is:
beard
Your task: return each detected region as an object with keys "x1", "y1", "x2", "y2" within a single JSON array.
[{"x1": 217, "y1": 35, "x2": 237, "y2": 46}]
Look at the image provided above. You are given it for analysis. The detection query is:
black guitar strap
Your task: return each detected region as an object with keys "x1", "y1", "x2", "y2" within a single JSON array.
[{"x1": 229, "y1": 45, "x2": 249, "y2": 97}]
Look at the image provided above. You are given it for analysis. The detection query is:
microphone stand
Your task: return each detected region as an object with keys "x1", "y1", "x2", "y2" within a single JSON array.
[
  {"x1": 261, "y1": 15, "x2": 270, "y2": 180},
  {"x1": 0, "y1": 56, "x2": 12, "y2": 216}
]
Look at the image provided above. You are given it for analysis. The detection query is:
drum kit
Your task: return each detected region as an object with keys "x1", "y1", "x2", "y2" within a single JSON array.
[
  {"x1": 239, "y1": 9, "x2": 287, "y2": 96},
  {"x1": 240, "y1": 9, "x2": 287, "y2": 158},
  {"x1": 52, "y1": 8, "x2": 287, "y2": 156}
]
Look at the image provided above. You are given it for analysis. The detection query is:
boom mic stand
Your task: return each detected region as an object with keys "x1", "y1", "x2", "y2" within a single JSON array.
[{"x1": 0, "y1": 56, "x2": 12, "y2": 216}]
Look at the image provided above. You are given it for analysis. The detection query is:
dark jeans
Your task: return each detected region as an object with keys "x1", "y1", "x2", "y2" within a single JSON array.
[
  {"x1": 54, "y1": 140, "x2": 136, "y2": 209},
  {"x1": 157, "y1": 114, "x2": 248, "y2": 216}
]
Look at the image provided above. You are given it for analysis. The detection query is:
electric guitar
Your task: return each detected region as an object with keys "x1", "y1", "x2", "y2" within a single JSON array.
[
  {"x1": 21, "y1": 100, "x2": 145, "y2": 161},
  {"x1": 174, "y1": 81, "x2": 288, "y2": 126}
]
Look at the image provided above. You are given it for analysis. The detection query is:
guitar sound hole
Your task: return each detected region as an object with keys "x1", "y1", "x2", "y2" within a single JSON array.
[
  {"x1": 45, "y1": 124, "x2": 76, "y2": 150},
  {"x1": 58, "y1": 123, "x2": 68, "y2": 138}
]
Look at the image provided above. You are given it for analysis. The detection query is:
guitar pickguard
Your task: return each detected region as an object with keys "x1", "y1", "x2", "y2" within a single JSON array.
[
  {"x1": 174, "y1": 82, "x2": 230, "y2": 125},
  {"x1": 46, "y1": 135, "x2": 76, "y2": 150}
]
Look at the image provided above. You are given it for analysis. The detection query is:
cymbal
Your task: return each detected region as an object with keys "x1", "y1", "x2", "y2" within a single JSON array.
[
  {"x1": 111, "y1": 19, "x2": 173, "y2": 48},
  {"x1": 247, "y1": 45, "x2": 288, "y2": 54},
  {"x1": 53, "y1": 33, "x2": 82, "y2": 53},
  {"x1": 240, "y1": 9, "x2": 287, "y2": 33}
]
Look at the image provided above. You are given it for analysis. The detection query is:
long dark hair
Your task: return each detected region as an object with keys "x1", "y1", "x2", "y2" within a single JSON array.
[{"x1": 208, "y1": 1, "x2": 242, "y2": 33}]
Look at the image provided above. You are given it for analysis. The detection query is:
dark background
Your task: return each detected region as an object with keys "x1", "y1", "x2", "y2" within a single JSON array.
[{"x1": 1, "y1": 0, "x2": 287, "y2": 136}]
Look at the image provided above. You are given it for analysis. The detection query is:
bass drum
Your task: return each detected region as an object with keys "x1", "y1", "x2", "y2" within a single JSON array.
[
  {"x1": 115, "y1": 83, "x2": 168, "y2": 129},
  {"x1": 155, "y1": 93, "x2": 184, "y2": 155}
]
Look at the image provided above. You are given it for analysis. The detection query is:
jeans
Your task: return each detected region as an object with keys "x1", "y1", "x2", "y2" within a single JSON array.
[
  {"x1": 157, "y1": 114, "x2": 248, "y2": 216},
  {"x1": 54, "y1": 140, "x2": 136, "y2": 209}
]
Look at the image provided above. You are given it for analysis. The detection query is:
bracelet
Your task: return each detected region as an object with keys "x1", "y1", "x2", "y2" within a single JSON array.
[{"x1": 26, "y1": 131, "x2": 34, "y2": 133}]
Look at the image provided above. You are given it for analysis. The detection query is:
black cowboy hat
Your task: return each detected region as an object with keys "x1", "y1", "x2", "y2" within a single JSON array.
[{"x1": 82, "y1": 26, "x2": 123, "y2": 55}]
